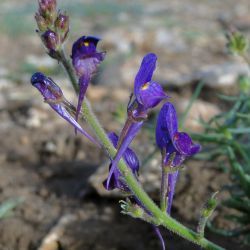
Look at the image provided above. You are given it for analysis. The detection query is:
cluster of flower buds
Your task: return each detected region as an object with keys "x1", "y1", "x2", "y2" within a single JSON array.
[{"x1": 35, "y1": 0, "x2": 69, "y2": 58}]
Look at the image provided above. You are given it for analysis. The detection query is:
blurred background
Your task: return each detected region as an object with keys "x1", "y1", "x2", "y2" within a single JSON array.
[{"x1": 0, "y1": 0, "x2": 249, "y2": 249}]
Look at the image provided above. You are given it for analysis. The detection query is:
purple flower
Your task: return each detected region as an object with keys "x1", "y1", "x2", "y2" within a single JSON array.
[
  {"x1": 133, "y1": 53, "x2": 167, "y2": 111},
  {"x1": 103, "y1": 132, "x2": 139, "y2": 191},
  {"x1": 71, "y1": 36, "x2": 105, "y2": 122},
  {"x1": 105, "y1": 53, "x2": 168, "y2": 189},
  {"x1": 31, "y1": 72, "x2": 99, "y2": 147},
  {"x1": 72, "y1": 36, "x2": 105, "y2": 77},
  {"x1": 41, "y1": 29, "x2": 59, "y2": 57},
  {"x1": 156, "y1": 102, "x2": 201, "y2": 213}
]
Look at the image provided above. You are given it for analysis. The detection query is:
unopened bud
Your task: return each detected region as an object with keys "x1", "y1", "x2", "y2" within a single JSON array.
[
  {"x1": 55, "y1": 13, "x2": 69, "y2": 43},
  {"x1": 35, "y1": 13, "x2": 48, "y2": 32},
  {"x1": 31, "y1": 72, "x2": 63, "y2": 101},
  {"x1": 42, "y1": 29, "x2": 59, "y2": 51},
  {"x1": 39, "y1": 0, "x2": 57, "y2": 14},
  {"x1": 38, "y1": 0, "x2": 57, "y2": 26}
]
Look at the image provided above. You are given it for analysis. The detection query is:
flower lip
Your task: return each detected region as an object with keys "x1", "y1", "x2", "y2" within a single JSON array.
[
  {"x1": 71, "y1": 35, "x2": 102, "y2": 58},
  {"x1": 173, "y1": 132, "x2": 201, "y2": 156},
  {"x1": 138, "y1": 81, "x2": 167, "y2": 109},
  {"x1": 71, "y1": 35, "x2": 105, "y2": 77}
]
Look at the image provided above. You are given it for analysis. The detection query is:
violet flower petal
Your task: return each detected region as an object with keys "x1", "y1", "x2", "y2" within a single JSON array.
[
  {"x1": 107, "y1": 132, "x2": 139, "y2": 171},
  {"x1": 103, "y1": 164, "x2": 122, "y2": 191},
  {"x1": 75, "y1": 74, "x2": 90, "y2": 123},
  {"x1": 71, "y1": 36, "x2": 105, "y2": 77},
  {"x1": 103, "y1": 132, "x2": 140, "y2": 191},
  {"x1": 105, "y1": 122, "x2": 143, "y2": 189},
  {"x1": 134, "y1": 53, "x2": 157, "y2": 104},
  {"x1": 167, "y1": 171, "x2": 179, "y2": 214},
  {"x1": 138, "y1": 81, "x2": 167, "y2": 109},
  {"x1": 153, "y1": 226, "x2": 166, "y2": 250},
  {"x1": 173, "y1": 132, "x2": 201, "y2": 156},
  {"x1": 50, "y1": 104, "x2": 99, "y2": 146},
  {"x1": 108, "y1": 132, "x2": 119, "y2": 146},
  {"x1": 72, "y1": 36, "x2": 100, "y2": 57},
  {"x1": 156, "y1": 102, "x2": 177, "y2": 149}
]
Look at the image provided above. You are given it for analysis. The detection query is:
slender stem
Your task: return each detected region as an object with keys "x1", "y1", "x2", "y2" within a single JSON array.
[{"x1": 58, "y1": 49, "x2": 225, "y2": 250}]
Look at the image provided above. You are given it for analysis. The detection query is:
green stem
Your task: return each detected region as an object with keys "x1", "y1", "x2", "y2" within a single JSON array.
[{"x1": 58, "y1": 49, "x2": 225, "y2": 250}]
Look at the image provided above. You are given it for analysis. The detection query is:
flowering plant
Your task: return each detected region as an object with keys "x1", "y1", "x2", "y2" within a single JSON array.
[{"x1": 31, "y1": 1, "x2": 225, "y2": 249}]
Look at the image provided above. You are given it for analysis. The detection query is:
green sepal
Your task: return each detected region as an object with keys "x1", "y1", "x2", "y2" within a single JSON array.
[{"x1": 197, "y1": 192, "x2": 218, "y2": 238}]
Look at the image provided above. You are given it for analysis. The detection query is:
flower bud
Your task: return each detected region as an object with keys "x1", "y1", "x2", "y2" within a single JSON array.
[
  {"x1": 31, "y1": 72, "x2": 63, "y2": 101},
  {"x1": 35, "y1": 13, "x2": 48, "y2": 32},
  {"x1": 38, "y1": 0, "x2": 57, "y2": 26},
  {"x1": 55, "y1": 13, "x2": 69, "y2": 43},
  {"x1": 42, "y1": 29, "x2": 59, "y2": 53},
  {"x1": 38, "y1": 0, "x2": 57, "y2": 15}
]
